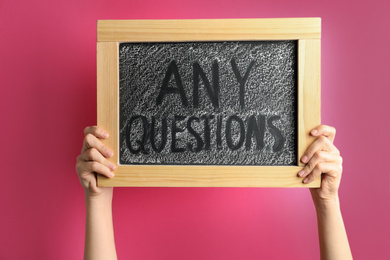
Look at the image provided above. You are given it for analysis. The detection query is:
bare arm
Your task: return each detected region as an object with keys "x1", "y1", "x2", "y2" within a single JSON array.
[
  {"x1": 314, "y1": 195, "x2": 352, "y2": 260},
  {"x1": 299, "y1": 125, "x2": 352, "y2": 260},
  {"x1": 76, "y1": 126, "x2": 117, "y2": 260}
]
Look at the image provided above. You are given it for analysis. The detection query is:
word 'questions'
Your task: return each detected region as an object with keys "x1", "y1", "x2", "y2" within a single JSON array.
[{"x1": 119, "y1": 41, "x2": 297, "y2": 165}]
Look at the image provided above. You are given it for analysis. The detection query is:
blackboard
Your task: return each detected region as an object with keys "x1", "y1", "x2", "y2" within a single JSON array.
[
  {"x1": 119, "y1": 41, "x2": 297, "y2": 165},
  {"x1": 96, "y1": 18, "x2": 321, "y2": 187}
]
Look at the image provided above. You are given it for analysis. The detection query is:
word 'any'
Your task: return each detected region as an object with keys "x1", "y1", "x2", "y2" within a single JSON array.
[{"x1": 156, "y1": 59, "x2": 255, "y2": 109}]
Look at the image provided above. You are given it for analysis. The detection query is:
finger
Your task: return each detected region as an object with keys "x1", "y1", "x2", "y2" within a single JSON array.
[
  {"x1": 82, "y1": 133, "x2": 114, "y2": 157},
  {"x1": 310, "y1": 125, "x2": 336, "y2": 143},
  {"x1": 78, "y1": 148, "x2": 116, "y2": 172},
  {"x1": 80, "y1": 161, "x2": 114, "y2": 179},
  {"x1": 84, "y1": 126, "x2": 109, "y2": 139},
  {"x1": 298, "y1": 151, "x2": 342, "y2": 178},
  {"x1": 302, "y1": 162, "x2": 341, "y2": 184},
  {"x1": 301, "y1": 136, "x2": 340, "y2": 164}
]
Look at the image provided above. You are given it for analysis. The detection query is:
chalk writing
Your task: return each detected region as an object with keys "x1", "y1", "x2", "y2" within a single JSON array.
[{"x1": 119, "y1": 41, "x2": 297, "y2": 165}]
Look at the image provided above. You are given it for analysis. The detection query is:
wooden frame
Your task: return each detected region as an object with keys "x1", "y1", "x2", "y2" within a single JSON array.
[{"x1": 97, "y1": 18, "x2": 321, "y2": 187}]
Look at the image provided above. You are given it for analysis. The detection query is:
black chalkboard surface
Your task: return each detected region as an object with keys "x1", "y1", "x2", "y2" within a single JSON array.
[{"x1": 119, "y1": 41, "x2": 297, "y2": 165}]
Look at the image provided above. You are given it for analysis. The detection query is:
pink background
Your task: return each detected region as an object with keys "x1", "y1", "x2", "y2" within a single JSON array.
[{"x1": 1, "y1": 0, "x2": 389, "y2": 259}]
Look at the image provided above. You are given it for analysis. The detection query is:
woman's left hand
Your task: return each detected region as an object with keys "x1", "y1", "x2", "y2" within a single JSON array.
[{"x1": 298, "y1": 125, "x2": 343, "y2": 204}]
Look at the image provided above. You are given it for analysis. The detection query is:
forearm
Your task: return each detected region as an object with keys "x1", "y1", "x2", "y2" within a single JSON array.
[
  {"x1": 84, "y1": 189, "x2": 117, "y2": 260},
  {"x1": 314, "y1": 195, "x2": 352, "y2": 260}
]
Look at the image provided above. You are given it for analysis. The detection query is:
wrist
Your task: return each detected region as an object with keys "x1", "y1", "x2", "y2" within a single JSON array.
[
  {"x1": 85, "y1": 188, "x2": 113, "y2": 207},
  {"x1": 313, "y1": 194, "x2": 341, "y2": 214}
]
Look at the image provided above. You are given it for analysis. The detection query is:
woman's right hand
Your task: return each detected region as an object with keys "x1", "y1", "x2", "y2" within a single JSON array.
[{"x1": 76, "y1": 126, "x2": 116, "y2": 198}]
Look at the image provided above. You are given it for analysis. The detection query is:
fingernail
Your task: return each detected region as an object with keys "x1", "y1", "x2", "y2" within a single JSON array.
[
  {"x1": 311, "y1": 129, "x2": 318, "y2": 135},
  {"x1": 298, "y1": 170, "x2": 305, "y2": 177},
  {"x1": 107, "y1": 150, "x2": 113, "y2": 157},
  {"x1": 109, "y1": 164, "x2": 116, "y2": 171},
  {"x1": 102, "y1": 132, "x2": 109, "y2": 138},
  {"x1": 109, "y1": 172, "x2": 114, "y2": 178},
  {"x1": 301, "y1": 155, "x2": 308, "y2": 163},
  {"x1": 303, "y1": 178, "x2": 309, "y2": 184}
]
